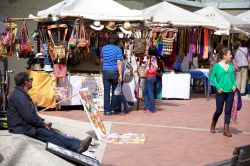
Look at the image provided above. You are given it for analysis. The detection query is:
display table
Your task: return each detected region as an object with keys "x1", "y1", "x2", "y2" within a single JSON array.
[
  {"x1": 59, "y1": 74, "x2": 137, "y2": 107},
  {"x1": 28, "y1": 70, "x2": 56, "y2": 108},
  {"x1": 187, "y1": 68, "x2": 210, "y2": 95},
  {"x1": 162, "y1": 72, "x2": 191, "y2": 99}
]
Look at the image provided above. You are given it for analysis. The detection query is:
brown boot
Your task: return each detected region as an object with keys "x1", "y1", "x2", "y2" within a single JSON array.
[
  {"x1": 77, "y1": 136, "x2": 92, "y2": 153},
  {"x1": 223, "y1": 124, "x2": 232, "y2": 137},
  {"x1": 210, "y1": 120, "x2": 217, "y2": 133}
]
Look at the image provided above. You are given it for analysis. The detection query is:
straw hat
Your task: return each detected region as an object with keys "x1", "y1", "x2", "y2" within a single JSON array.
[
  {"x1": 90, "y1": 21, "x2": 104, "y2": 31},
  {"x1": 119, "y1": 21, "x2": 132, "y2": 35},
  {"x1": 105, "y1": 21, "x2": 116, "y2": 31}
]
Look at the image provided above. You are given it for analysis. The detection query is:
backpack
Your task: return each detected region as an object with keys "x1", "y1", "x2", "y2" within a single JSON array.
[{"x1": 123, "y1": 60, "x2": 134, "y2": 83}]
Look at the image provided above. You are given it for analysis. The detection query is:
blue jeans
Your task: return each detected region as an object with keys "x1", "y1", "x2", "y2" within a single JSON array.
[
  {"x1": 143, "y1": 77, "x2": 156, "y2": 112},
  {"x1": 213, "y1": 92, "x2": 234, "y2": 124},
  {"x1": 154, "y1": 76, "x2": 162, "y2": 99},
  {"x1": 36, "y1": 128, "x2": 80, "y2": 152},
  {"x1": 102, "y1": 70, "x2": 119, "y2": 113},
  {"x1": 115, "y1": 94, "x2": 130, "y2": 113}
]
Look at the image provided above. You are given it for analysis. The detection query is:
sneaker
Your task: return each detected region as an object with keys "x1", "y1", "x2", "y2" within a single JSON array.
[
  {"x1": 144, "y1": 110, "x2": 149, "y2": 113},
  {"x1": 77, "y1": 136, "x2": 92, "y2": 154}
]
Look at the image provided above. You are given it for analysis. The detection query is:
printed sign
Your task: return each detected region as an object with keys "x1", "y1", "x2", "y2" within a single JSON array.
[
  {"x1": 79, "y1": 88, "x2": 107, "y2": 140},
  {"x1": 79, "y1": 88, "x2": 145, "y2": 144},
  {"x1": 81, "y1": 75, "x2": 104, "y2": 111}
]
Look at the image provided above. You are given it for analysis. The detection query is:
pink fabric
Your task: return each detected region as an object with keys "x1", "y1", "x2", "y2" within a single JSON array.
[
  {"x1": 203, "y1": 28, "x2": 209, "y2": 59},
  {"x1": 231, "y1": 91, "x2": 239, "y2": 124}
]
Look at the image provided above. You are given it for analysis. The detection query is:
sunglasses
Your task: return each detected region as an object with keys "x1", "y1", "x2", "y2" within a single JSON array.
[{"x1": 28, "y1": 78, "x2": 33, "y2": 81}]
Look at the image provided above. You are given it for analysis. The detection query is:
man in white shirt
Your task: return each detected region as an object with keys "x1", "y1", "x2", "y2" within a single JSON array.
[{"x1": 233, "y1": 41, "x2": 250, "y2": 95}]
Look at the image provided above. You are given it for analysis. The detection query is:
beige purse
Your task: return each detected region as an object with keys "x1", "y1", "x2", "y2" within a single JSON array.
[{"x1": 47, "y1": 24, "x2": 68, "y2": 64}]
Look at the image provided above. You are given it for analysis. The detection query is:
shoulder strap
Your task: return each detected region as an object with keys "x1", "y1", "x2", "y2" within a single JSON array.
[{"x1": 238, "y1": 48, "x2": 248, "y2": 57}]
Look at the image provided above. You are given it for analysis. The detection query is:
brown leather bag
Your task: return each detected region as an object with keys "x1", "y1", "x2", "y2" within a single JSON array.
[
  {"x1": 47, "y1": 24, "x2": 68, "y2": 64},
  {"x1": 133, "y1": 38, "x2": 146, "y2": 54}
]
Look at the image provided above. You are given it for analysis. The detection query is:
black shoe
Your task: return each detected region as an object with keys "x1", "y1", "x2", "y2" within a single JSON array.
[
  {"x1": 77, "y1": 136, "x2": 92, "y2": 154},
  {"x1": 104, "y1": 112, "x2": 111, "y2": 116}
]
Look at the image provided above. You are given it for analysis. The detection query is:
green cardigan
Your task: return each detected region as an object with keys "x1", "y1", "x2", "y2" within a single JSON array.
[{"x1": 210, "y1": 62, "x2": 237, "y2": 92}]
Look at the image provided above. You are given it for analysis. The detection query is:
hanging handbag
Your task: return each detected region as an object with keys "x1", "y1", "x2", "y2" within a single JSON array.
[
  {"x1": 19, "y1": 21, "x2": 32, "y2": 58},
  {"x1": 133, "y1": 38, "x2": 146, "y2": 53},
  {"x1": 137, "y1": 65, "x2": 146, "y2": 78},
  {"x1": 1, "y1": 27, "x2": 14, "y2": 47},
  {"x1": 47, "y1": 24, "x2": 68, "y2": 64},
  {"x1": 123, "y1": 60, "x2": 134, "y2": 83},
  {"x1": 77, "y1": 24, "x2": 89, "y2": 49},
  {"x1": 68, "y1": 25, "x2": 77, "y2": 48}
]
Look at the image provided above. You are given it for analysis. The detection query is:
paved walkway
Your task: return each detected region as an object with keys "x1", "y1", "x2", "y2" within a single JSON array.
[{"x1": 40, "y1": 93, "x2": 250, "y2": 166}]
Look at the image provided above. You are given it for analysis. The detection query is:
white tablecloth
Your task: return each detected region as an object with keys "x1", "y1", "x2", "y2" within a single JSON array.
[{"x1": 162, "y1": 72, "x2": 191, "y2": 99}]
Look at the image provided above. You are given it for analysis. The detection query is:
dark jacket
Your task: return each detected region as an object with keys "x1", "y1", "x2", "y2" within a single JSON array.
[{"x1": 6, "y1": 86, "x2": 44, "y2": 137}]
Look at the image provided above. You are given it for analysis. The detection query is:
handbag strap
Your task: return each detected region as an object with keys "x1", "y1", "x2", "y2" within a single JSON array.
[{"x1": 47, "y1": 24, "x2": 68, "y2": 46}]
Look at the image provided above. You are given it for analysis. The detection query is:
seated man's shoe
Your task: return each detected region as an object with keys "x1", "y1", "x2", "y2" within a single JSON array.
[
  {"x1": 77, "y1": 136, "x2": 92, "y2": 154},
  {"x1": 104, "y1": 112, "x2": 111, "y2": 116}
]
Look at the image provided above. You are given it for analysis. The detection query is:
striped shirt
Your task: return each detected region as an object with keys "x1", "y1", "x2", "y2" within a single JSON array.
[{"x1": 101, "y1": 45, "x2": 122, "y2": 71}]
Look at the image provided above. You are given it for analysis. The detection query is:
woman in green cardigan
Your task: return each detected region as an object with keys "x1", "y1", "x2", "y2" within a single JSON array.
[{"x1": 210, "y1": 48, "x2": 237, "y2": 137}]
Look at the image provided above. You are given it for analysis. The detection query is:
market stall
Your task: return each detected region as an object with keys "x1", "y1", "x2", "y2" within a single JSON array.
[
  {"x1": 26, "y1": 0, "x2": 146, "y2": 108},
  {"x1": 141, "y1": 1, "x2": 218, "y2": 99}
]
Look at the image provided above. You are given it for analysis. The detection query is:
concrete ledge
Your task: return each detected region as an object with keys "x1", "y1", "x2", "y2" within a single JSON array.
[{"x1": 0, "y1": 115, "x2": 112, "y2": 166}]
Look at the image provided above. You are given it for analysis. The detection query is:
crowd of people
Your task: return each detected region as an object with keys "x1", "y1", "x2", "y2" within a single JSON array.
[{"x1": 100, "y1": 34, "x2": 250, "y2": 138}]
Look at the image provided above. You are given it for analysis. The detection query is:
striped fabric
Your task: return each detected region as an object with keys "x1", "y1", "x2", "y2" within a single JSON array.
[
  {"x1": 101, "y1": 44, "x2": 122, "y2": 71},
  {"x1": 0, "y1": 16, "x2": 6, "y2": 38}
]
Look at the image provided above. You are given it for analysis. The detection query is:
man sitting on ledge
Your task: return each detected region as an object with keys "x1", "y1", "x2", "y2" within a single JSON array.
[{"x1": 6, "y1": 72, "x2": 92, "y2": 154}]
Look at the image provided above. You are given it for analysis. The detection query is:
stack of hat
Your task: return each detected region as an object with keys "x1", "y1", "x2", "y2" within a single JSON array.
[
  {"x1": 31, "y1": 53, "x2": 44, "y2": 71},
  {"x1": 105, "y1": 21, "x2": 116, "y2": 31},
  {"x1": 43, "y1": 55, "x2": 53, "y2": 72},
  {"x1": 119, "y1": 22, "x2": 132, "y2": 35},
  {"x1": 90, "y1": 21, "x2": 104, "y2": 31}
]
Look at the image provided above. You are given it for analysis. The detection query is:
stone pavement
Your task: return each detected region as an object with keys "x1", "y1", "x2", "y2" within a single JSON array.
[{"x1": 39, "y1": 93, "x2": 250, "y2": 166}]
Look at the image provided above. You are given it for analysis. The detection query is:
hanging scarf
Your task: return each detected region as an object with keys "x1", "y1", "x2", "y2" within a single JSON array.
[
  {"x1": 203, "y1": 28, "x2": 209, "y2": 59},
  {"x1": 199, "y1": 28, "x2": 204, "y2": 56},
  {"x1": 189, "y1": 28, "x2": 195, "y2": 62}
]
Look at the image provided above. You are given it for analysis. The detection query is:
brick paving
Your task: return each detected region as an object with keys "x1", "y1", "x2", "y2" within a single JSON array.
[{"x1": 40, "y1": 93, "x2": 250, "y2": 166}]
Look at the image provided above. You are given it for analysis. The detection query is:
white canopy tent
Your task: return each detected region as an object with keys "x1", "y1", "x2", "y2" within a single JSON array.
[
  {"x1": 141, "y1": 1, "x2": 216, "y2": 28},
  {"x1": 36, "y1": 0, "x2": 143, "y2": 21},
  {"x1": 237, "y1": 10, "x2": 250, "y2": 23},
  {"x1": 194, "y1": 6, "x2": 250, "y2": 35}
]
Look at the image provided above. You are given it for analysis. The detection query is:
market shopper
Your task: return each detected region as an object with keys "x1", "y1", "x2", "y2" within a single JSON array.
[
  {"x1": 143, "y1": 45, "x2": 158, "y2": 113},
  {"x1": 6, "y1": 72, "x2": 92, "y2": 153},
  {"x1": 210, "y1": 48, "x2": 237, "y2": 137},
  {"x1": 233, "y1": 41, "x2": 250, "y2": 95},
  {"x1": 101, "y1": 33, "x2": 123, "y2": 116}
]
